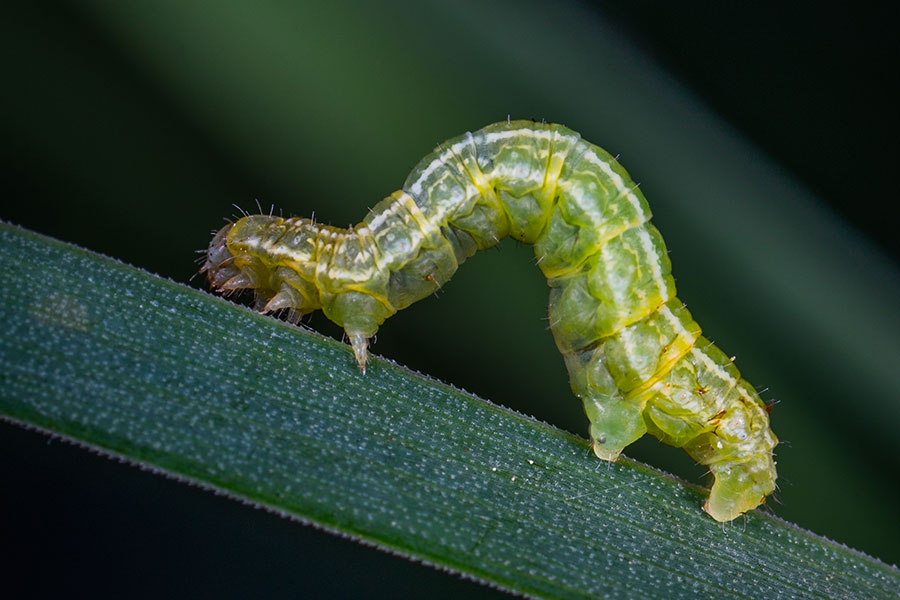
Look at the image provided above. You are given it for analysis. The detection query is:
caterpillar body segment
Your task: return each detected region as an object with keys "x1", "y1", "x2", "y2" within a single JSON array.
[{"x1": 203, "y1": 120, "x2": 777, "y2": 522}]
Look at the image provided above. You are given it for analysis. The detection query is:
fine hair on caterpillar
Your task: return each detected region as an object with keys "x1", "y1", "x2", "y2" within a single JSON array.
[{"x1": 203, "y1": 120, "x2": 778, "y2": 522}]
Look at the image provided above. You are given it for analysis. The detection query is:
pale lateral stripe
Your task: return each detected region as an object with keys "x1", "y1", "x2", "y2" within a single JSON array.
[
  {"x1": 366, "y1": 200, "x2": 400, "y2": 231},
  {"x1": 617, "y1": 325, "x2": 641, "y2": 373},
  {"x1": 659, "y1": 303, "x2": 700, "y2": 361},
  {"x1": 635, "y1": 227, "x2": 668, "y2": 298},
  {"x1": 689, "y1": 346, "x2": 739, "y2": 391},
  {"x1": 598, "y1": 242, "x2": 622, "y2": 301},
  {"x1": 287, "y1": 246, "x2": 311, "y2": 264},
  {"x1": 658, "y1": 303, "x2": 682, "y2": 331},
  {"x1": 407, "y1": 140, "x2": 470, "y2": 197},
  {"x1": 579, "y1": 147, "x2": 647, "y2": 220}
]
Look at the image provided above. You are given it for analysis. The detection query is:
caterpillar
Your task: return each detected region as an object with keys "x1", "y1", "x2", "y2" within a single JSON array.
[{"x1": 203, "y1": 120, "x2": 777, "y2": 522}]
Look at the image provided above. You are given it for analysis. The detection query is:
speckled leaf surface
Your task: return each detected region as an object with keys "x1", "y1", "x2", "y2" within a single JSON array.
[{"x1": 1, "y1": 222, "x2": 897, "y2": 599}]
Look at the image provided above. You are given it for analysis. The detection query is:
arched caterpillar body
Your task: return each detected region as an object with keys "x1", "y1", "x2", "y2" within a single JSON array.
[{"x1": 203, "y1": 120, "x2": 777, "y2": 522}]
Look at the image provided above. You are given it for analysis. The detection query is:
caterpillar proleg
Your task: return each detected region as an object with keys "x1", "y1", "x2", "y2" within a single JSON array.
[{"x1": 203, "y1": 120, "x2": 778, "y2": 522}]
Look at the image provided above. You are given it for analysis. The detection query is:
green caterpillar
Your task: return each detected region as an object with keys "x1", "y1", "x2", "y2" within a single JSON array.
[{"x1": 203, "y1": 120, "x2": 778, "y2": 522}]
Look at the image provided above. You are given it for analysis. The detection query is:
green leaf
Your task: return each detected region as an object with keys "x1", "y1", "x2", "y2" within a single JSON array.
[{"x1": 1, "y1": 221, "x2": 897, "y2": 599}]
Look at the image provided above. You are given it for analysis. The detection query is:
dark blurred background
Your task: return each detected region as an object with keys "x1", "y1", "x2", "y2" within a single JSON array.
[{"x1": 2, "y1": 1, "x2": 897, "y2": 597}]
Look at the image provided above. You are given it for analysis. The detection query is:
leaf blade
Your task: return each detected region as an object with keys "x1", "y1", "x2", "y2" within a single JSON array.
[{"x1": 1, "y1": 222, "x2": 897, "y2": 600}]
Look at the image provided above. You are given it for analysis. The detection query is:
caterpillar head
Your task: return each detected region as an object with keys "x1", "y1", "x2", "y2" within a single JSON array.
[
  {"x1": 202, "y1": 219, "x2": 303, "y2": 314},
  {"x1": 203, "y1": 223, "x2": 241, "y2": 289}
]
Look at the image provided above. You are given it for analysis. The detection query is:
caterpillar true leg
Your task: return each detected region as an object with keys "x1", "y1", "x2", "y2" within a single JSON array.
[{"x1": 204, "y1": 120, "x2": 778, "y2": 522}]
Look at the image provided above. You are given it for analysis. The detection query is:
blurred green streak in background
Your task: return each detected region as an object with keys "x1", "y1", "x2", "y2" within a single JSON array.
[{"x1": 3, "y1": 0, "x2": 897, "y2": 596}]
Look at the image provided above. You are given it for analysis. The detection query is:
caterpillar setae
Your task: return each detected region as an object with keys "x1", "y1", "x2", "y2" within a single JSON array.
[{"x1": 203, "y1": 120, "x2": 777, "y2": 522}]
